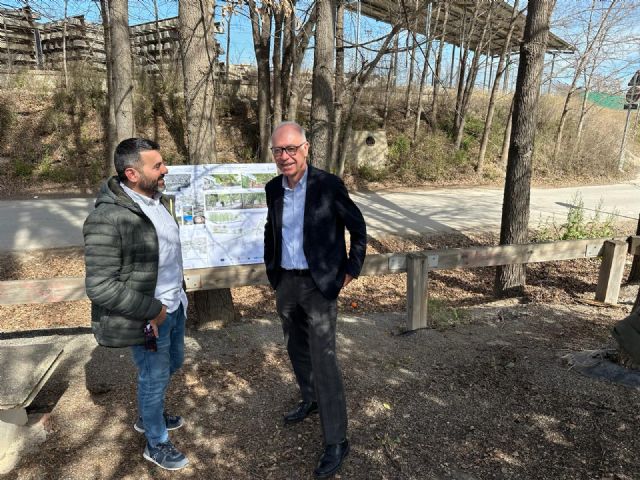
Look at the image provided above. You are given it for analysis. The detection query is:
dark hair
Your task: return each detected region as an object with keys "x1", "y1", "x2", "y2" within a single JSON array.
[{"x1": 114, "y1": 138, "x2": 160, "y2": 182}]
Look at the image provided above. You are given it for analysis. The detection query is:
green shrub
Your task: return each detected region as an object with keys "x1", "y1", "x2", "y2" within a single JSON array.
[
  {"x1": 38, "y1": 164, "x2": 76, "y2": 182},
  {"x1": 358, "y1": 164, "x2": 388, "y2": 182},
  {"x1": 428, "y1": 298, "x2": 469, "y2": 330},
  {"x1": 36, "y1": 156, "x2": 76, "y2": 182},
  {"x1": 464, "y1": 115, "x2": 484, "y2": 139},
  {"x1": 532, "y1": 193, "x2": 617, "y2": 242},
  {"x1": 388, "y1": 135, "x2": 411, "y2": 161},
  {"x1": 13, "y1": 159, "x2": 33, "y2": 177}
]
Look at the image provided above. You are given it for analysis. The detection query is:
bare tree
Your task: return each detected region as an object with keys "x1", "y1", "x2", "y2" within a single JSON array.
[
  {"x1": 574, "y1": 62, "x2": 594, "y2": 152},
  {"x1": 476, "y1": 0, "x2": 521, "y2": 174},
  {"x1": 403, "y1": 0, "x2": 419, "y2": 120},
  {"x1": 62, "y1": 0, "x2": 69, "y2": 88},
  {"x1": 247, "y1": 0, "x2": 272, "y2": 162},
  {"x1": 382, "y1": 33, "x2": 399, "y2": 129},
  {"x1": 412, "y1": 1, "x2": 439, "y2": 142},
  {"x1": 98, "y1": 0, "x2": 117, "y2": 175},
  {"x1": 331, "y1": 0, "x2": 345, "y2": 172},
  {"x1": 109, "y1": 0, "x2": 136, "y2": 157},
  {"x1": 552, "y1": 0, "x2": 618, "y2": 162},
  {"x1": 495, "y1": 0, "x2": 557, "y2": 296},
  {"x1": 310, "y1": 0, "x2": 335, "y2": 170},
  {"x1": 284, "y1": 5, "x2": 315, "y2": 121},
  {"x1": 500, "y1": 95, "x2": 514, "y2": 168},
  {"x1": 151, "y1": 0, "x2": 163, "y2": 142},
  {"x1": 179, "y1": 0, "x2": 230, "y2": 324},
  {"x1": 335, "y1": 24, "x2": 402, "y2": 176},
  {"x1": 244, "y1": 0, "x2": 315, "y2": 153},
  {"x1": 429, "y1": 0, "x2": 448, "y2": 130},
  {"x1": 221, "y1": 0, "x2": 240, "y2": 85},
  {"x1": 179, "y1": 0, "x2": 217, "y2": 165},
  {"x1": 271, "y1": 2, "x2": 285, "y2": 126},
  {"x1": 454, "y1": 0, "x2": 494, "y2": 150},
  {"x1": 454, "y1": 2, "x2": 479, "y2": 136}
]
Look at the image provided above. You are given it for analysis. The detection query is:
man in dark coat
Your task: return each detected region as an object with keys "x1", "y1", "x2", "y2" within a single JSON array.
[
  {"x1": 264, "y1": 121, "x2": 367, "y2": 478},
  {"x1": 84, "y1": 138, "x2": 189, "y2": 471}
]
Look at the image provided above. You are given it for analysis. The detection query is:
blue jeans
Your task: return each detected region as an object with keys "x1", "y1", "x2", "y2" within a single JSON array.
[{"x1": 131, "y1": 304, "x2": 185, "y2": 447}]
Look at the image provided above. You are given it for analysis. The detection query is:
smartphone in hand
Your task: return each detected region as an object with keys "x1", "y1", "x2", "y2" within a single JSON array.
[{"x1": 144, "y1": 323, "x2": 157, "y2": 351}]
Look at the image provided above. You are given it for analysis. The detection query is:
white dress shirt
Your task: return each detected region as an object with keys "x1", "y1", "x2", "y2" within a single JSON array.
[{"x1": 121, "y1": 183, "x2": 188, "y2": 315}]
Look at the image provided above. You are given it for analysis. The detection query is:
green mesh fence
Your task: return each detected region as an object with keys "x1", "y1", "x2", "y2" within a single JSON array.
[{"x1": 583, "y1": 91, "x2": 626, "y2": 110}]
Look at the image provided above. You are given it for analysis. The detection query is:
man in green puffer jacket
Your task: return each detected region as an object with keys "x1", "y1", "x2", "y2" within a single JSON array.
[{"x1": 84, "y1": 138, "x2": 189, "y2": 471}]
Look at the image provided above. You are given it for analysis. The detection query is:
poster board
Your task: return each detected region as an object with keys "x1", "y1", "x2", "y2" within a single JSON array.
[{"x1": 164, "y1": 163, "x2": 278, "y2": 269}]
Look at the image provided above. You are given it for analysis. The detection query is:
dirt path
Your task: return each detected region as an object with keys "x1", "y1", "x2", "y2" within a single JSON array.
[
  {"x1": 2, "y1": 232, "x2": 640, "y2": 479},
  {"x1": 4, "y1": 290, "x2": 640, "y2": 480}
]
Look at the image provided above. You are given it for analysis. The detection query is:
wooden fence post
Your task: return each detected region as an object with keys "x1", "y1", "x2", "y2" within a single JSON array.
[
  {"x1": 628, "y1": 217, "x2": 640, "y2": 282},
  {"x1": 595, "y1": 239, "x2": 628, "y2": 304},
  {"x1": 407, "y1": 253, "x2": 429, "y2": 330}
]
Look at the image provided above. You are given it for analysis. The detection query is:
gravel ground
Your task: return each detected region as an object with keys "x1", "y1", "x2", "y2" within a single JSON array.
[{"x1": 2, "y1": 232, "x2": 640, "y2": 479}]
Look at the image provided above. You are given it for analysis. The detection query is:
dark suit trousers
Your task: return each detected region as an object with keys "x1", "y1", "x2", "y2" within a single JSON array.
[{"x1": 276, "y1": 270, "x2": 347, "y2": 445}]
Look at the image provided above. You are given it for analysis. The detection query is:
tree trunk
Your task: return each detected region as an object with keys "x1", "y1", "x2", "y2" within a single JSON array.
[
  {"x1": 62, "y1": 0, "x2": 69, "y2": 89},
  {"x1": 503, "y1": 55, "x2": 511, "y2": 91},
  {"x1": 109, "y1": 0, "x2": 135, "y2": 149},
  {"x1": 286, "y1": 9, "x2": 315, "y2": 121},
  {"x1": 331, "y1": 0, "x2": 345, "y2": 173},
  {"x1": 454, "y1": 4, "x2": 479, "y2": 134},
  {"x1": 157, "y1": 90, "x2": 188, "y2": 158},
  {"x1": 430, "y1": 1, "x2": 448, "y2": 131},
  {"x1": 403, "y1": 23, "x2": 417, "y2": 119},
  {"x1": 194, "y1": 288, "x2": 238, "y2": 327},
  {"x1": 576, "y1": 29, "x2": 609, "y2": 153},
  {"x1": 454, "y1": 0, "x2": 491, "y2": 150},
  {"x1": 500, "y1": 96, "x2": 514, "y2": 168},
  {"x1": 574, "y1": 71, "x2": 590, "y2": 153},
  {"x1": 180, "y1": 0, "x2": 230, "y2": 325},
  {"x1": 272, "y1": 7, "x2": 284, "y2": 127},
  {"x1": 152, "y1": 0, "x2": 162, "y2": 142},
  {"x1": 179, "y1": 0, "x2": 217, "y2": 165},
  {"x1": 413, "y1": 2, "x2": 438, "y2": 143},
  {"x1": 382, "y1": 34, "x2": 398, "y2": 129},
  {"x1": 224, "y1": 4, "x2": 232, "y2": 85},
  {"x1": 495, "y1": 0, "x2": 557, "y2": 296},
  {"x1": 280, "y1": 3, "x2": 294, "y2": 120},
  {"x1": 476, "y1": 0, "x2": 520, "y2": 174},
  {"x1": 248, "y1": 0, "x2": 272, "y2": 162},
  {"x1": 310, "y1": 0, "x2": 335, "y2": 170},
  {"x1": 99, "y1": 0, "x2": 117, "y2": 175}
]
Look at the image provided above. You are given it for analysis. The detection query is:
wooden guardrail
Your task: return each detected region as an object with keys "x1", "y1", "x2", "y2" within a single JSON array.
[
  {"x1": 1, "y1": 236, "x2": 637, "y2": 331},
  {"x1": 406, "y1": 237, "x2": 633, "y2": 330}
]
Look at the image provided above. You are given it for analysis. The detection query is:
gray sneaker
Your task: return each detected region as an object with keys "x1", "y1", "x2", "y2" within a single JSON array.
[
  {"x1": 134, "y1": 414, "x2": 184, "y2": 433},
  {"x1": 143, "y1": 440, "x2": 189, "y2": 470}
]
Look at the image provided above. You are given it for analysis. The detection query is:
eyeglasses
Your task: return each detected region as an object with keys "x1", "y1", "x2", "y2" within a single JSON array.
[{"x1": 270, "y1": 142, "x2": 306, "y2": 157}]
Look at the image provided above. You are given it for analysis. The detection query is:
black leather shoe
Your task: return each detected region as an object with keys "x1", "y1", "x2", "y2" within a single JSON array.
[
  {"x1": 283, "y1": 401, "x2": 318, "y2": 424},
  {"x1": 314, "y1": 439, "x2": 349, "y2": 478}
]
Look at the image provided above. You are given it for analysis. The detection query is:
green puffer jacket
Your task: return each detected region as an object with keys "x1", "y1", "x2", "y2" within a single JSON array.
[{"x1": 83, "y1": 176, "x2": 175, "y2": 347}]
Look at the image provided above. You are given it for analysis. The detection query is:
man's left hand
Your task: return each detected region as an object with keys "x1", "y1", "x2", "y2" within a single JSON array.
[
  {"x1": 149, "y1": 305, "x2": 168, "y2": 337},
  {"x1": 343, "y1": 274, "x2": 353, "y2": 288}
]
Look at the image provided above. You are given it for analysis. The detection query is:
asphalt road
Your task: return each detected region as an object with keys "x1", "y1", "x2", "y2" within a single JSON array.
[{"x1": 0, "y1": 181, "x2": 638, "y2": 251}]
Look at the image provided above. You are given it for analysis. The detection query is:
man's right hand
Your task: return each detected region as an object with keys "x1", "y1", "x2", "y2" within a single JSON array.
[{"x1": 149, "y1": 305, "x2": 168, "y2": 337}]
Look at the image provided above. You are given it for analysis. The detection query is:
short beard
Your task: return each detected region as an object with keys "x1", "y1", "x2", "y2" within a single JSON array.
[{"x1": 137, "y1": 171, "x2": 163, "y2": 196}]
